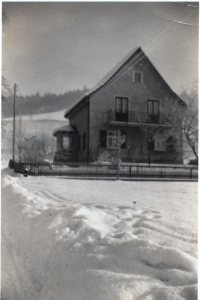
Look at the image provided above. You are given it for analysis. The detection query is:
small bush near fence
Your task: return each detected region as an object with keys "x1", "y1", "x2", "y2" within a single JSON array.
[{"x1": 12, "y1": 161, "x2": 198, "y2": 179}]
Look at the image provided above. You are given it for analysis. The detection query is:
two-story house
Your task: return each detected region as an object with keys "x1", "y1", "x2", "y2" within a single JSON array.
[{"x1": 53, "y1": 47, "x2": 185, "y2": 164}]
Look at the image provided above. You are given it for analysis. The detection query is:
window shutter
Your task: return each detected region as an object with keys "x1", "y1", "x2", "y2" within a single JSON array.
[
  {"x1": 121, "y1": 131, "x2": 127, "y2": 149},
  {"x1": 147, "y1": 100, "x2": 153, "y2": 115},
  {"x1": 100, "y1": 130, "x2": 107, "y2": 148},
  {"x1": 166, "y1": 137, "x2": 173, "y2": 151},
  {"x1": 148, "y1": 138, "x2": 155, "y2": 150},
  {"x1": 115, "y1": 98, "x2": 122, "y2": 112},
  {"x1": 154, "y1": 101, "x2": 159, "y2": 115},
  {"x1": 83, "y1": 132, "x2": 86, "y2": 150},
  {"x1": 122, "y1": 99, "x2": 128, "y2": 113},
  {"x1": 78, "y1": 135, "x2": 81, "y2": 151}
]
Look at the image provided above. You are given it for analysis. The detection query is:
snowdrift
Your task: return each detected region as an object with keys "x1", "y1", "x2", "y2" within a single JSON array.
[{"x1": 2, "y1": 167, "x2": 198, "y2": 300}]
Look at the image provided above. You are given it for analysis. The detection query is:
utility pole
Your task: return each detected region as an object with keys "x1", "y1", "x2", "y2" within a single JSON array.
[
  {"x1": 117, "y1": 129, "x2": 120, "y2": 180},
  {"x1": 12, "y1": 83, "x2": 17, "y2": 161}
]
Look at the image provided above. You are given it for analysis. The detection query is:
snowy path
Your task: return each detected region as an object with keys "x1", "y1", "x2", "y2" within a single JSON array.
[{"x1": 2, "y1": 167, "x2": 198, "y2": 300}]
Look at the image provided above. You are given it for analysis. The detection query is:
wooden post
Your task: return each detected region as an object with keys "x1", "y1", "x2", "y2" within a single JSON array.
[
  {"x1": 12, "y1": 83, "x2": 17, "y2": 162},
  {"x1": 117, "y1": 129, "x2": 120, "y2": 180}
]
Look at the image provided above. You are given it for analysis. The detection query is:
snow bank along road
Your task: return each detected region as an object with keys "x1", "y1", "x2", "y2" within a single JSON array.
[{"x1": 1, "y1": 167, "x2": 198, "y2": 300}]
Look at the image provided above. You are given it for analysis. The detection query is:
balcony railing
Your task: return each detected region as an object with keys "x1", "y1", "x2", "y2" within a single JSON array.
[{"x1": 107, "y1": 110, "x2": 169, "y2": 125}]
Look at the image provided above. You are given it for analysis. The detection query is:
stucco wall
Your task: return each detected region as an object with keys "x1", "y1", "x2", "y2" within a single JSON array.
[
  {"x1": 89, "y1": 54, "x2": 183, "y2": 163},
  {"x1": 69, "y1": 103, "x2": 88, "y2": 161}
]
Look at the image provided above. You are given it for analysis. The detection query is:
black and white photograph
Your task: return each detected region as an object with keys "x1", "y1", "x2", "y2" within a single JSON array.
[{"x1": 1, "y1": 1, "x2": 198, "y2": 299}]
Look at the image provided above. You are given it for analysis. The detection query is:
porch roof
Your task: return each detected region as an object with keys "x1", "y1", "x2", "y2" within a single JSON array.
[{"x1": 53, "y1": 125, "x2": 75, "y2": 136}]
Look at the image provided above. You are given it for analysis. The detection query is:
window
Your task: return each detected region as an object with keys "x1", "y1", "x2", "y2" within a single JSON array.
[
  {"x1": 155, "y1": 139, "x2": 166, "y2": 151},
  {"x1": 115, "y1": 97, "x2": 128, "y2": 121},
  {"x1": 150, "y1": 136, "x2": 174, "y2": 152},
  {"x1": 63, "y1": 137, "x2": 69, "y2": 149},
  {"x1": 147, "y1": 100, "x2": 160, "y2": 124},
  {"x1": 116, "y1": 97, "x2": 128, "y2": 113},
  {"x1": 133, "y1": 72, "x2": 142, "y2": 83},
  {"x1": 107, "y1": 131, "x2": 119, "y2": 147},
  {"x1": 63, "y1": 135, "x2": 76, "y2": 150},
  {"x1": 99, "y1": 130, "x2": 126, "y2": 148}
]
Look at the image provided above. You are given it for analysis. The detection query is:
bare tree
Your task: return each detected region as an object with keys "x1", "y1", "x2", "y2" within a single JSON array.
[
  {"x1": 136, "y1": 97, "x2": 185, "y2": 166},
  {"x1": 182, "y1": 100, "x2": 198, "y2": 163},
  {"x1": 39, "y1": 131, "x2": 57, "y2": 160},
  {"x1": 18, "y1": 136, "x2": 46, "y2": 162}
]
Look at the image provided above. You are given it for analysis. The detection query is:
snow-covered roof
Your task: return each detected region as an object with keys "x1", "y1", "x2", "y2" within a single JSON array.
[
  {"x1": 53, "y1": 125, "x2": 75, "y2": 136},
  {"x1": 64, "y1": 47, "x2": 141, "y2": 118}
]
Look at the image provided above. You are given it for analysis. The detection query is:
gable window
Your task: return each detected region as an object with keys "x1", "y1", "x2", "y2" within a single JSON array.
[
  {"x1": 100, "y1": 130, "x2": 126, "y2": 149},
  {"x1": 133, "y1": 72, "x2": 142, "y2": 83},
  {"x1": 115, "y1": 97, "x2": 128, "y2": 122},
  {"x1": 147, "y1": 100, "x2": 159, "y2": 124}
]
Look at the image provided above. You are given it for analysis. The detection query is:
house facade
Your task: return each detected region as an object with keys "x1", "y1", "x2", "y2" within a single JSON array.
[{"x1": 53, "y1": 47, "x2": 185, "y2": 164}]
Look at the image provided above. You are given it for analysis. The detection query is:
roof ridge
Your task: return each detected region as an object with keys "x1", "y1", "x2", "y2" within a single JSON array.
[
  {"x1": 64, "y1": 46, "x2": 184, "y2": 118},
  {"x1": 64, "y1": 46, "x2": 142, "y2": 118}
]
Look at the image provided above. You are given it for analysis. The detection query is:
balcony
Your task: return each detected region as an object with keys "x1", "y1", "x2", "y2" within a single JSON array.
[{"x1": 107, "y1": 110, "x2": 170, "y2": 126}]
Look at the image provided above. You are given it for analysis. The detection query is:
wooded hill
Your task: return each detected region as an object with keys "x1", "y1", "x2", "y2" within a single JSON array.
[{"x1": 2, "y1": 88, "x2": 88, "y2": 118}]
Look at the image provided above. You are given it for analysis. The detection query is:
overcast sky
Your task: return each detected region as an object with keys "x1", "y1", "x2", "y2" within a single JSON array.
[{"x1": 2, "y1": 2, "x2": 199, "y2": 98}]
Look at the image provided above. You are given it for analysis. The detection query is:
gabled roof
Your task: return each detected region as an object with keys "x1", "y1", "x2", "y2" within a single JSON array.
[{"x1": 64, "y1": 47, "x2": 184, "y2": 118}]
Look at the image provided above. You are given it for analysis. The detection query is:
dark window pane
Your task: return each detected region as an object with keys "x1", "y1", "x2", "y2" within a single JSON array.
[
  {"x1": 115, "y1": 98, "x2": 122, "y2": 112},
  {"x1": 147, "y1": 100, "x2": 153, "y2": 115},
  {"x1": 154, "y1": 101, "x2": 159, "y2": 115},
  {"x1": 122, "y1": 98, "x2": 128, "y2": 113},
  {"x1": 135, "y1": 72, "x2": 141, "y2": 83},
  {"x1": 166, "y1": 137, "x2": 174, "y2": 151}
]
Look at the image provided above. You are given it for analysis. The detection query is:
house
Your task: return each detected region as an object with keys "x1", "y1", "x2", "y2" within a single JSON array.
[{"x1": 53, "y1": 47, "x2": 185, "y2": 164}]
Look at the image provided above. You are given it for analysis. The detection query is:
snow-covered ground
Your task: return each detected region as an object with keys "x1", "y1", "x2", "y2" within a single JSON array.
[
  {"x1": 2, "y1": 165, "x2": 198, "y2": 300},
  {"x1": 3, "y1": 109, "x2": 67, "y2": 121}
]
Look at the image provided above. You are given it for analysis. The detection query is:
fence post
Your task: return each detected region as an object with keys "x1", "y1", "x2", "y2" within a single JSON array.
[{"x1": 129, "y1": 166, "x2": 132, "y2": 178}]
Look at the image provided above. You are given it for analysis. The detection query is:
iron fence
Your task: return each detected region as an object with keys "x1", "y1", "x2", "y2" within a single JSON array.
[{"x1": 12, "y1": 161, "x2": 198, "y2": 179}]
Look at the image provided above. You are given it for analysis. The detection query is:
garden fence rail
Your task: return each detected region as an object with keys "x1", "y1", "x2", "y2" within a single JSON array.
[{"x1": 12, "y1": 161, "x2": 198, "y2": 180}]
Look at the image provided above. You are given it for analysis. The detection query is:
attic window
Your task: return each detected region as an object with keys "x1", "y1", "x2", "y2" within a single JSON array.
[{"x1": 133, "y1": 72, "x2": 142, "y2": 83}]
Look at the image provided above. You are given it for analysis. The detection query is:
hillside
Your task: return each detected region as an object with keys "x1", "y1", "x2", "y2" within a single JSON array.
[{"x1": 2, "y1": 88, "x2": 88, "y2": 118}]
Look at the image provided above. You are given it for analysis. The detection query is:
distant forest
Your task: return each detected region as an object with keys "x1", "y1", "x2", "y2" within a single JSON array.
[{"x1": 2, "y1": 87, "x2": 89, "y2": 118}]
